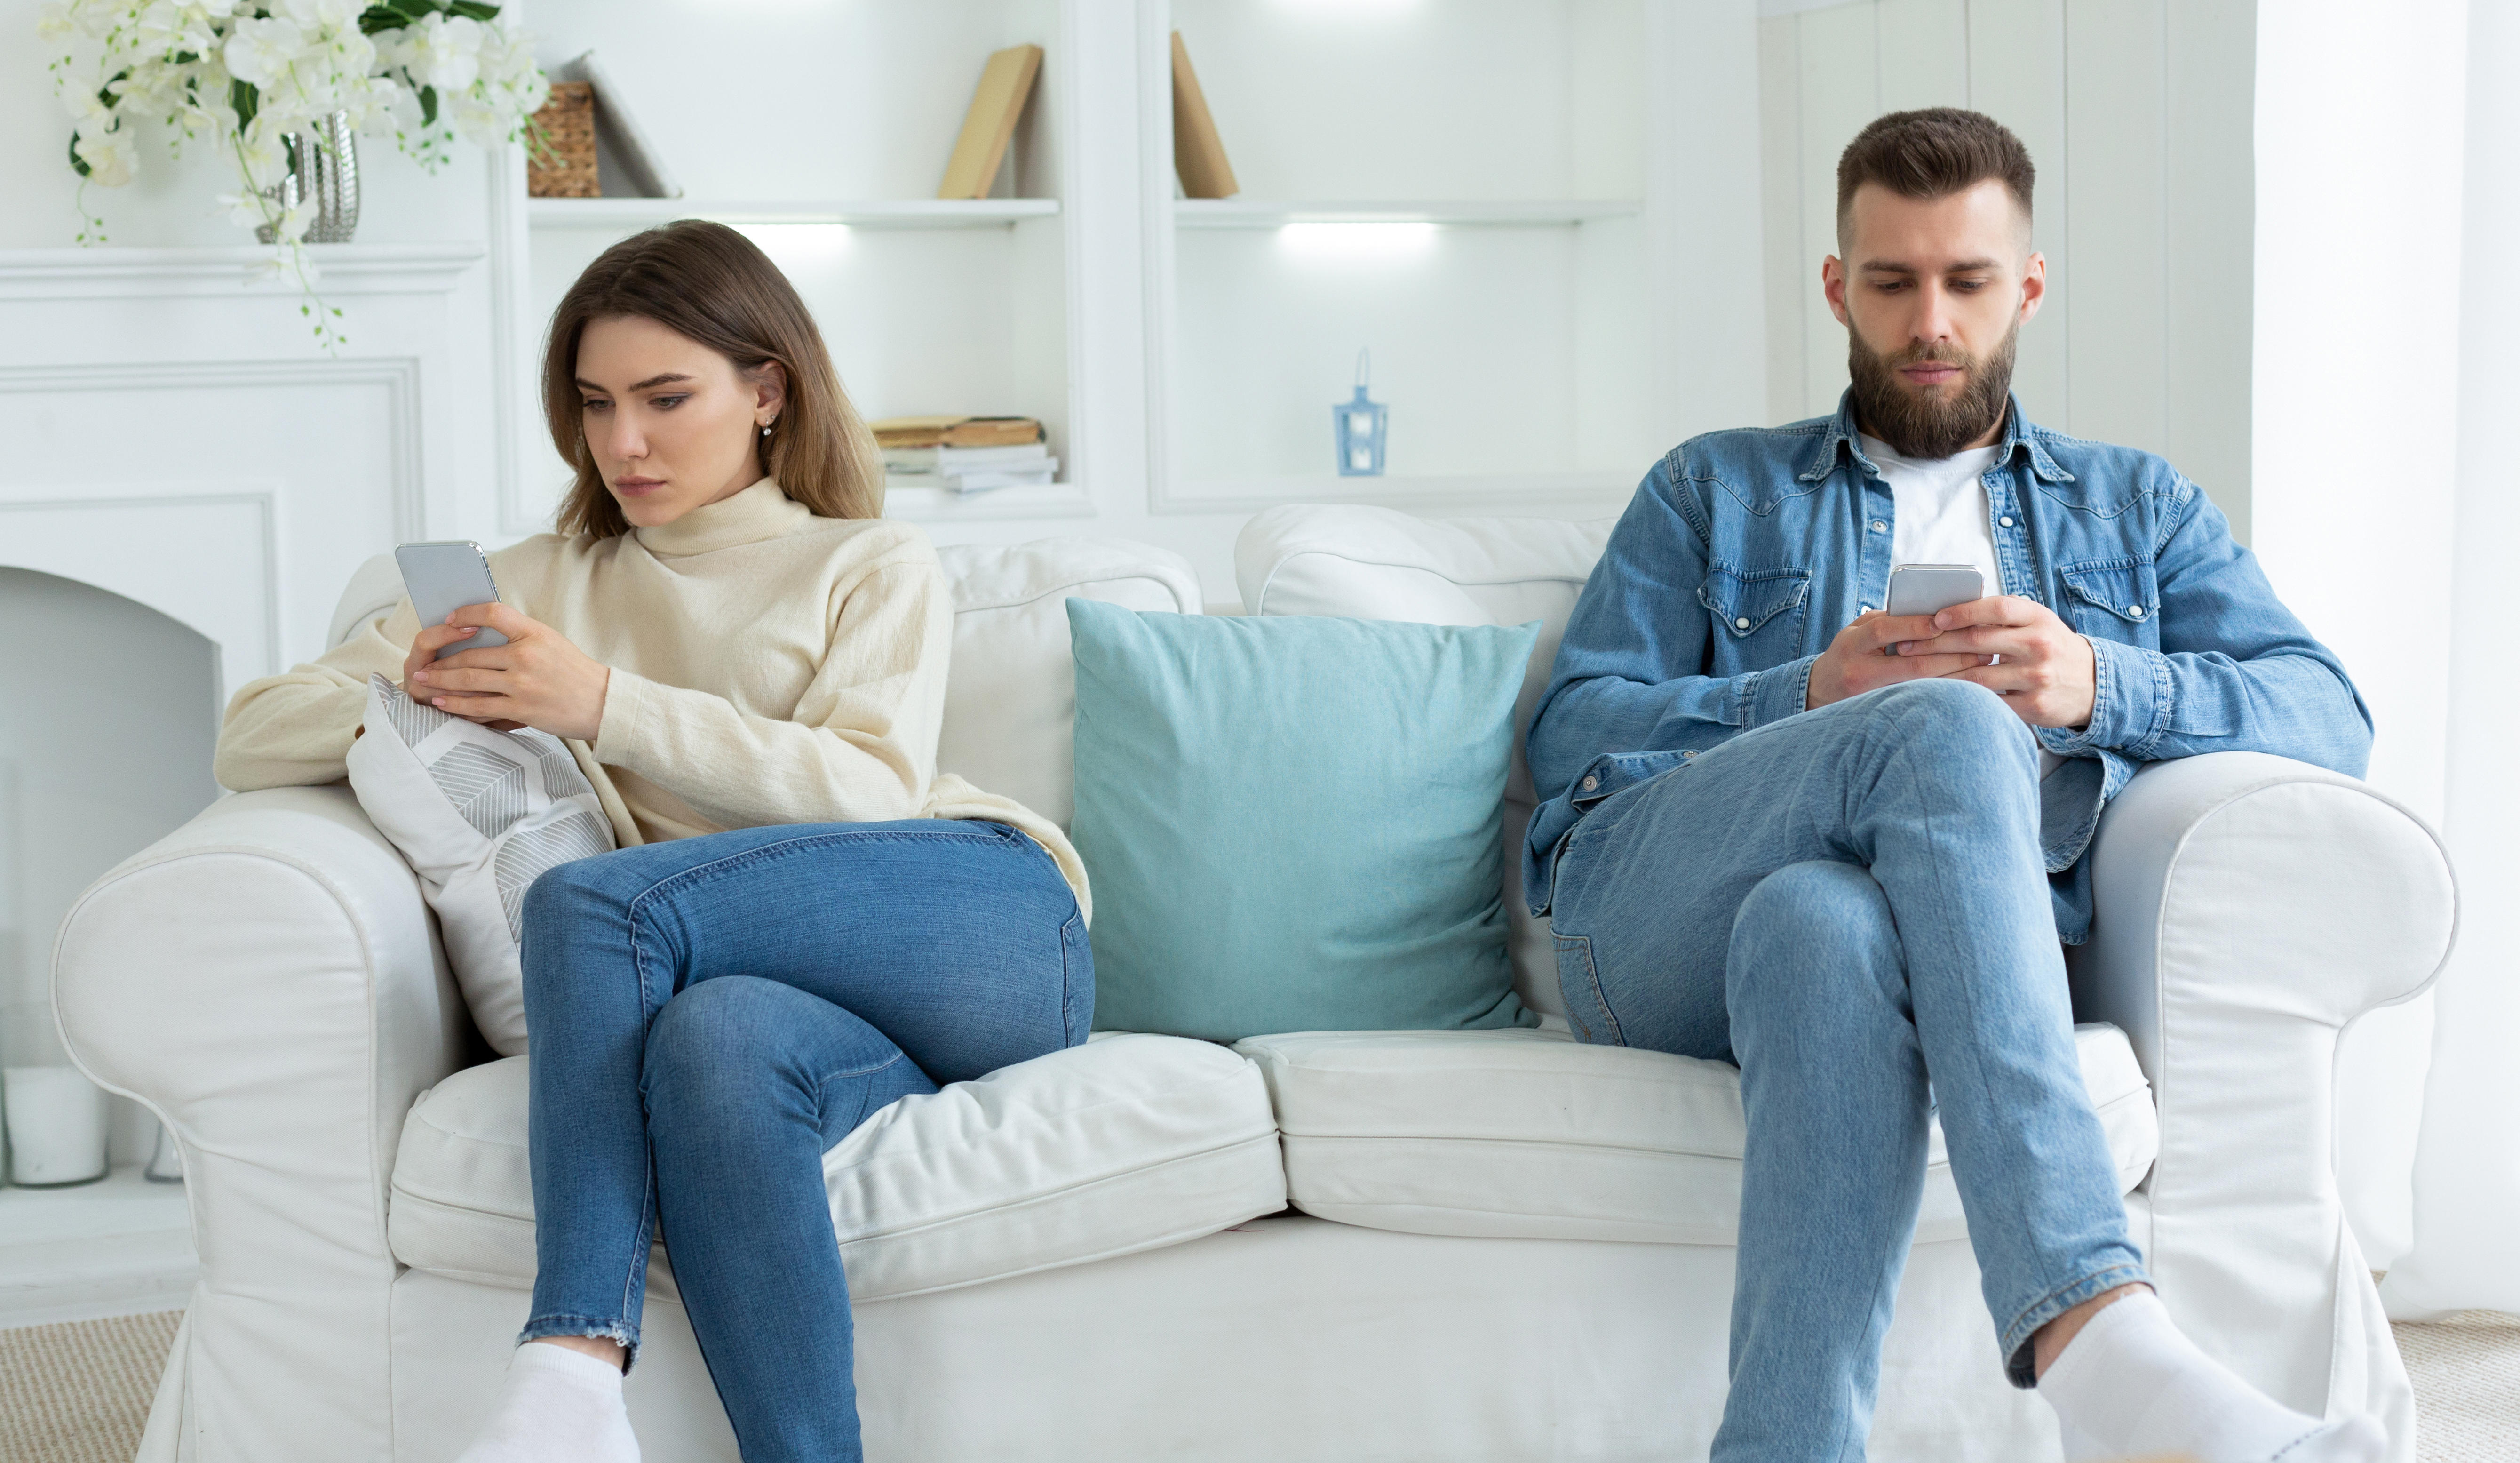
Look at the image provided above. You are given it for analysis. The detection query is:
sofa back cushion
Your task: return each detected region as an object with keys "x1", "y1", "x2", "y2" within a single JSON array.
[
  {"x1": 331, "y1": 536, "x2": 1203, "y2": 833},
  {"x1": 1233, "y1": 506, "x2": 1613, "y2": 1019}
]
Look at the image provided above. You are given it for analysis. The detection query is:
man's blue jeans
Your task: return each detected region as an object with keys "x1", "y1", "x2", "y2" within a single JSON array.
[
  {"x1": 515, "y1": 818, "x2": 1089, "y2": 1463},
  {"x1": 1546, "y1": 678, "x2": 2147, "y2": 1463}
]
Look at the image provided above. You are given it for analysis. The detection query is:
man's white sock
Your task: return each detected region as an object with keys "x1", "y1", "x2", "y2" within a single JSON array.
[
  {"x1": 454, "y1": 1340, "x2": 641, "y2": 1463},
  {"x1": 2038, "y1": 1291, "x2": 2383, "y2": 1463}
]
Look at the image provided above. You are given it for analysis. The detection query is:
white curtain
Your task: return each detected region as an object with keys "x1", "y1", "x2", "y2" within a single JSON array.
[
  {"x1": 2257, "y1": 0, "x2": 2520, "y2": 1316},
  {"x1": 2378, "y1": 0, "x2": 2520, "y2": 1319}
]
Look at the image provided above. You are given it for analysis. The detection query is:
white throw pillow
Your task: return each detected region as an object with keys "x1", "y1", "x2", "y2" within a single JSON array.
[{"x1": 345, "y1": 674, "x2": 614, "y2": 1055}]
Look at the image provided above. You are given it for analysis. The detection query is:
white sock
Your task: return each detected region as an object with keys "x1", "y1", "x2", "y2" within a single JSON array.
[
  {"x1": 2038, "y1": 1292, "x2": 2384, "y2": 1463},
  {"x1": 454, "y1": 1341, "x2": 642, "y2": 1463}
]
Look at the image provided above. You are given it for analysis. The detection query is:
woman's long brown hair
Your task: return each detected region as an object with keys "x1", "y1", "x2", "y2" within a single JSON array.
[{"x1": 541, "y1": 220, "x2": 884, "y2": 536}]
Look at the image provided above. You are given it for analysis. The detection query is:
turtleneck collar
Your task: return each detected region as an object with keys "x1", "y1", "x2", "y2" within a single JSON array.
[{"x1": 633, "y1": 476, "x2": 812, "y2": 557}]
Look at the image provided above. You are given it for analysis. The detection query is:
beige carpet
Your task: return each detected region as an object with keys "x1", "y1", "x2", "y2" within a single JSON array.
[
  {"x1": 0, "y1": 1308, "x2": 2512, "y2": 1460},
  {"x1": 0, "y1": 1310, "x2": 177, "y2": 1463}
]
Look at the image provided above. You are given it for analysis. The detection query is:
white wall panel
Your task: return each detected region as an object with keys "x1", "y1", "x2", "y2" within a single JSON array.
[
  {"x1": 2063, "y1": 0, "x2": 2167, "y2": 456},
  {"x1": 1794, "y1": 3, "x2": 1880, "y2": 413},
  {"x1": 2162, "y1": 1, "x2": 2257, "y2": 544}
]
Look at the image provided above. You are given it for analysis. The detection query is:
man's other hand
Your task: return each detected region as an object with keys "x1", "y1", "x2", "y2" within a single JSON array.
[
  {"x1": 1805, "y1": 610, "x2": 1992, "y2": 709},
  {"x1": 1893, "y1": 595, "x2": 2097, "y2": 728}
]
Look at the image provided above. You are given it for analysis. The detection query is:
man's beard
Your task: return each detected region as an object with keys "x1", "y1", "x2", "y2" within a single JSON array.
[{"x1": 1846, "y1": 319, "x2": 2019, "y2": 459}]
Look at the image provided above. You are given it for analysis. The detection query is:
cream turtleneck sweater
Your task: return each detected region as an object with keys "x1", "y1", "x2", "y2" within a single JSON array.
[{"x1": 214, "y1": 478, "x2": 1089, "y2": 917}]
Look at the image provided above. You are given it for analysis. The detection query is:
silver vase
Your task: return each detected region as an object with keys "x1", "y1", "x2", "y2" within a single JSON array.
[{"x1": 255, "y1": 111, "x2": 361, "y2": 244}]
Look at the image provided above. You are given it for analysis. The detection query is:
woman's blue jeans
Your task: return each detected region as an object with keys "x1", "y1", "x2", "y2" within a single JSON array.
[
  {"x1": 514, "y1": 818, "x2": 1089, "y2": 1463},
  {"x1": 1547, "y1": 679, "x2": 2147, "y2": 1463}
]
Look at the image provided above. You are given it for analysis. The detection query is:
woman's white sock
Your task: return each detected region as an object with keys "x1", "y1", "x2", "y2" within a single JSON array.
[
  {"x1": 2038, "y1": 1291, "x2": 2384, "y2": 1463},
  {"x1": 454, "y1": 1340, "x2": 642, "y2": 1463}
]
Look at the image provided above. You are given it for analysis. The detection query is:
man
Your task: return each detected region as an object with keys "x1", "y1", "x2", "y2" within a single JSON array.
[{"x1": 1525, "y1": 109, "x2": 2379, "y2": 1463}]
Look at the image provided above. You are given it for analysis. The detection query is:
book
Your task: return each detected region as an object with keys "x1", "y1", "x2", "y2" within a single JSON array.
[
  {"x1": 882, "y1": 443, "x2": 1051, "y2": 472},
  {"x1": 1170, "y1": 32, "x2": 1238, "y2": 200},
  {"x1": 552, "y1": 50, "x2": 681, "y2": 199},
  {"x1": 888, "y1": 460, "x2": 1059, "y2": 495},
  {"x1": 938, "y1": 44, "x2": 1045, "y2": 200},
  {"x1": 869, "y1": 415, "x2": 1046, "y2": 449}
]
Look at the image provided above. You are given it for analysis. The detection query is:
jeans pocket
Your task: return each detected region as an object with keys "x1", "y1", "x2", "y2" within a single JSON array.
[
  {"x1": 1059, "y1": 911, "x2": 1094, "y2": 1047},
  {"x1": 1551, "y1": 931, "x2": 1625, "y2": 1047}
]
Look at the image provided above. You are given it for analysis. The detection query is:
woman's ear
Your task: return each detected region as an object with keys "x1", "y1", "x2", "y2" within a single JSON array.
[{"x1": 753, "y1": 360, "x2": 789, "y2": 426}]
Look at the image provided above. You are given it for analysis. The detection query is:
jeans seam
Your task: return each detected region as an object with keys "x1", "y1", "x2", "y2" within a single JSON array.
[
  {"x1": 1554, "y1": 932, "x2": 1625, "y2": 1047},
  {"x1": 1058, "y1": 911, "x2": 1086, "y2": 1048}
]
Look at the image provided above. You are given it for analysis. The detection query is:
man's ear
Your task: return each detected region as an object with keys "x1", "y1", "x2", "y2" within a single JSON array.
[
  {"x1": 1823, "y1": 255, "x2": 1852, "y2": 327},
  {"x1": 2018, "y1": 251, "x2": 2048, "y2": 325}
]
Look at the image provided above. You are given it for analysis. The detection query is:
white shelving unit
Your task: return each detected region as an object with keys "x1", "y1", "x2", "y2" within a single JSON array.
[{"x1": 485, "y1": 1, "x2": 1770, "y2": 568}]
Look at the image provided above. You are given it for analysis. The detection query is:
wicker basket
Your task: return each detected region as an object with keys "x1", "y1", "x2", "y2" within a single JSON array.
[{"x1": 528, "y1": 81, "x2": 598, "y2": 198}]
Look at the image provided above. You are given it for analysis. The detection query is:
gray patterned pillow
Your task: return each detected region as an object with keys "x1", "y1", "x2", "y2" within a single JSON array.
[{"x1": 347, "y1": 674, "x2": 614, "y2": 1054}]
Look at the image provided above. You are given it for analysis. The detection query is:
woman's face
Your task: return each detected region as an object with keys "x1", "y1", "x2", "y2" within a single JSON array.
[{"x1": 574, "y1": 313, "x2": 787, "y2": 528}]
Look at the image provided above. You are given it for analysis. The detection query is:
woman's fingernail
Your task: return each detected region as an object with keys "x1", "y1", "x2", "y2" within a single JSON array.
[
  {"x1": 413, "y1": 670, "x2": 427, "y2": 683},
  {"x1": 432, "y1": 697, "x2": 445, "y2": 707}
]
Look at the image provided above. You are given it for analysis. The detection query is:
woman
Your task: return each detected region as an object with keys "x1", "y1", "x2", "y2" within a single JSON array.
[{"x1": 214, "y1": 220, "x2": 1090, "y2": 1463}]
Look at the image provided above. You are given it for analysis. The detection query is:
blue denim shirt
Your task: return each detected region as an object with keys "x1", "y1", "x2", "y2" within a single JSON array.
[{"x1": 1522, "y1": 392, "x2": 2372, "y2": 942}]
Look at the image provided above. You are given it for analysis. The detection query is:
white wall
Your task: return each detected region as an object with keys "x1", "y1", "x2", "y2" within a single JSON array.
[
  {"x1": 2251, "y1": 0, "x2": 2471, "y2": 1270},
  {"x1": 1757, "y1": 0, "x2": 2256, "y2": 543}
]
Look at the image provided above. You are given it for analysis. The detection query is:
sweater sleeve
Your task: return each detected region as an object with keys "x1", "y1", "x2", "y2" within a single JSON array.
[
  {"x1": 211, "y1": 600, "x2": 424, "y2": 791},
  {"x1": 589, "y1": 559, "x2": 951, "y2": 831}
]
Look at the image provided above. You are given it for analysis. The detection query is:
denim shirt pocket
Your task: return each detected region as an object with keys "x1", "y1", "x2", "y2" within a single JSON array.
[
  {"x1": 2058, "y1": 557, "x2": 2162, "y2": 648},
  {"x1": 1699, "y1": 565, "x2": 1813, "y2": 666}
]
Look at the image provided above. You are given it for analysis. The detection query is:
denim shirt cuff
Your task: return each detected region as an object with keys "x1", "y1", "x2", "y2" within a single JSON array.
[
  {"x1": 2039, "y1": 635, "x2": 2170, "y2": 757},
  {"x1": 1742, "y1": 653, "x2": 1822, "y2": 728}
]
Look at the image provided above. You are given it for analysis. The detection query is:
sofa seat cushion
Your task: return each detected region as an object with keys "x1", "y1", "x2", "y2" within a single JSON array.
[
  {"x1": 388, "y1": 1032, "x2": 1287, "y2": 1302},
  {"x1": 1232, "y1": 1023, "x2": 2157, "y2": 1246}
]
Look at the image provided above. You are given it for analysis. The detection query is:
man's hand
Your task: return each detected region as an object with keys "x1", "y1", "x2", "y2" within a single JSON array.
[
  {"x1": 1806, "y1": 610, "x2": 1993, "y2": 709},
  {"x1": 1893, "y1": 595, "x2": 2096, "y2": 728},
  {"x1": 404, "y1": 603, "x2": 611, "y2": 742}
]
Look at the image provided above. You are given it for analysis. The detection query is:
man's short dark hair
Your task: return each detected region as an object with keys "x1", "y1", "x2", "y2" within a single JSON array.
[{"x1": 1835, "y1": 108, "x2": 2035, "y2": 250}]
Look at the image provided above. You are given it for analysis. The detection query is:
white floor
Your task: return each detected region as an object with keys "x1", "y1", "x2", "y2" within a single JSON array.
[{"x1": 0, "y1": 1166, "x2": 196, "y2": 1328}]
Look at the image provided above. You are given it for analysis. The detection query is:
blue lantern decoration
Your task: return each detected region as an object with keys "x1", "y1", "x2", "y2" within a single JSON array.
[{"x1": 1333, "y1": 349, "x2": 1387, "y2": 476}]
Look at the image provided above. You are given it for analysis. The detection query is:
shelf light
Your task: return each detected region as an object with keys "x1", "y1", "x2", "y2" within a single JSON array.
[
  {"x1": 1275, "y1": 220, "x2": 1438, "y2": 258},
  {"x1": 730, "y1": 222, "x2": 855, "y2": 271}
]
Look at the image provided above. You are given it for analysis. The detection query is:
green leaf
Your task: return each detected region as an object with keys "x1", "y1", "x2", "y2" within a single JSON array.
[
  {"x1": 448, "y1": 0, "x2": 500, "y2": 19},
  {"x1": 357, "y1": 5, "x2": 405, "y2": 34},
  {"x1": 231, "y1": 77, "x2": 259, "y2": 128},
  {"x1": 418, "y1": 84, "x2": 437, "y2": 127},
  {"x1": 67, "y1": 130, "x2": 90, "y2": 177},
  {"x1": 388, "y1": 0, "x2": 439, "y2": 20}
]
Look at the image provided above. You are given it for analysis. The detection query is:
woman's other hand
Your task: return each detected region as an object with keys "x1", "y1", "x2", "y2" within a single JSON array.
[{"x1": 407, "y1": 604, "x2": 612, "y2": 743}]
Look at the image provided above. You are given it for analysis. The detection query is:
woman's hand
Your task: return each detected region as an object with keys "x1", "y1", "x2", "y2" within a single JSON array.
[{"x1": 405, "y1": 604, "x2": 611, "y2": 743}]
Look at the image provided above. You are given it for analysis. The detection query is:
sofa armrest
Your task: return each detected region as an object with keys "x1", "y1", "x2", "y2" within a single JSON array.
[
  {"x1": 53, "y1": 785, "x2": 470, "y2": 1463},
  {"x1": 2073, "y1": 751, "x2": 2453, "y2": 1441}
]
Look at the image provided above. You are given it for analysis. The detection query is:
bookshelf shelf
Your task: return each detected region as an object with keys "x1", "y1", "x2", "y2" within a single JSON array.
[
  {"x1": 527, "y1": 199, "x2": 1061, "y2": 229},
  {"x1": 1173, "y1": 200, "x2": 1642, "y2": 229}
]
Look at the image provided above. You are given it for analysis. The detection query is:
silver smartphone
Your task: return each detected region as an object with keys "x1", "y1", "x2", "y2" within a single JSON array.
[
  {"x1": 394, "y1": 541, "x2": 509, "y2": 660},
  {"x1": 1885, "y1": 564, "x2": 1984, "y2": 618}
]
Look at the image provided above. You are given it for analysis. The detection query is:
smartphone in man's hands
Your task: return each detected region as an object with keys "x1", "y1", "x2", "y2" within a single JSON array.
[{"x1": 1884, "y1": 564, "x2": 1983, "y2": 618}]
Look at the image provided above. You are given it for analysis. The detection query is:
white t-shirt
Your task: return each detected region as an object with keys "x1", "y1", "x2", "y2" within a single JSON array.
[{"x1": 1860, "y1": 434, "x2": 2066, "y2": 779}]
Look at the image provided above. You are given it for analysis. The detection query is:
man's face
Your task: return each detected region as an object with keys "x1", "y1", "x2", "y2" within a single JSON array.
[{"x1": 1824, "y1": 178, "x2": 2044, "y2": 457}]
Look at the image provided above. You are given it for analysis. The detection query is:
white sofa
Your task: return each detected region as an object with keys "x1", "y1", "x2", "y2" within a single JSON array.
[{"x1": 54, "y1": 505, "x2": 2456, "y2": 1463}]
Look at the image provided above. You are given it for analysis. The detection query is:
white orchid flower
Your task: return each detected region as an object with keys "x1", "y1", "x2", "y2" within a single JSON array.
[
  {"x1": 223, "y1": 15, "x2": 307, "y2": 87},
  {"x1": 449, "y1": 92, "x2": 509, "y2": 147},
  {"x1": 58, "y1": 82, "x2": 114, "y2": 128},
  {"x1": 214, "y1": 190, "x2": 275, "y2": 230},
  {"x1": 74, "y1": 128, "x2": 139, "y2": 186},
  {"x1": 35, "y1": 2, "x2": 72, "y2": 43},
  {"x1": 277, "y1": 0, "x2": 358, "y2": 32},
  {"x1": 406, "y1": 12, "x2": 485, "y2": 93},
  {"x1": 275, "y1": 195, "x2": 318, "y2": 244}
]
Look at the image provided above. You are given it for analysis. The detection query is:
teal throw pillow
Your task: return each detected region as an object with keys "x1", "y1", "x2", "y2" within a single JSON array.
[{"x1": 1067, "y1": 599, "x2": 1540, "y2": 1040}]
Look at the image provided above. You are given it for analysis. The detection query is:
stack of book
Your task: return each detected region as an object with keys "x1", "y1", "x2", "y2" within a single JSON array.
[{"x1": 874, "y1": 416, "x2": 1057, "y2": 494}]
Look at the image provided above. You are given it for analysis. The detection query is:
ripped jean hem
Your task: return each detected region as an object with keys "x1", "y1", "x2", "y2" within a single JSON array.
[{"x1": 518, "y1": 1314, "x2": 641, "y2": 1372}]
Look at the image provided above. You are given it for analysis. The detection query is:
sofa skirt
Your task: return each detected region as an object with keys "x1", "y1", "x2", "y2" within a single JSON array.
[{"x1": 385, "y1": 1208, "x2": 2116, "y2": 1463}]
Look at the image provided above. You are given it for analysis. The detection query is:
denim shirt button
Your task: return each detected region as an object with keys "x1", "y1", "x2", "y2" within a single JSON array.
[
  {"x1": 1733, "y1": 616, "x2": 1751, "y2": 630},
  {"x1": 2129, "y1": 604, "x2": 2146, "y2": 618},
  {"x1": 1999, "y1": 516, "x2": 2015, "y2": 528},
  {"x1": 1580, "y1": 775, "x2": 1599, "y2": 791},
  {"x1": 1870, "y1": 520, "x2": 1886, "y2": 532}
]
